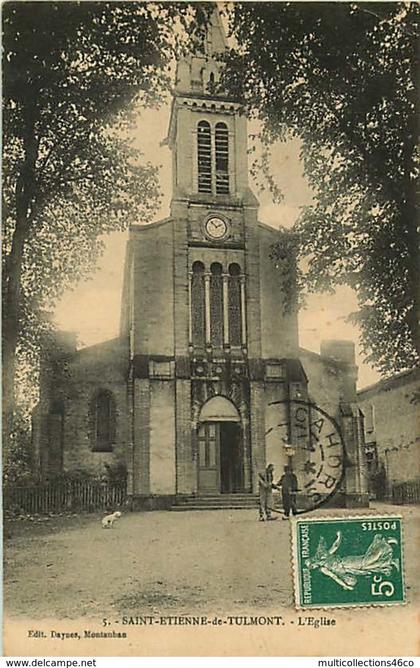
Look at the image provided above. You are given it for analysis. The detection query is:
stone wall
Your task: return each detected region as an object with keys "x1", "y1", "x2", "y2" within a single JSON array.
[
  {"x1": 299, "y1": 347, "x2": 357, "y2": 417},
  {"x1": 37, "y1": 338, "x2": 129, "y2": 478},
  {"x1": 149, "y1": 380, "x2": 176, "y2": 494},
  {"x1": 358, "y1": 369, "x2": 420, "y2": 486},
  {"x1": 131, "y1": 220, "x2": 174, "y2": 356}
]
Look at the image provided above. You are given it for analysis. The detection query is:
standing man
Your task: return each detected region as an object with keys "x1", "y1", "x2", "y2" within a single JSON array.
[
  {"x1": 258, "y1": 463, "x2": 277, "y2": 521},
  {"x1": 278, "y1": 465, "x2": 298, "y2": 519}
]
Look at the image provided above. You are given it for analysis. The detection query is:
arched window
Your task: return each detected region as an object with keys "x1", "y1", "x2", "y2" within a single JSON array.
[
  {"x1": 50, "y1": 400, "x2": 64, "y2": 415},
  {"x1": 91, "y1": 390, "x2": 116, "y2": 452},
  {"x1": 191, "y1": 261, "x2": 205, "y2": 348},
  {"x1": 197, "y1": 121, "x2": 212, "y2": 193},
  {"x1": 48, "y1": 400, "x2": 64, "y2": 473},
  {"x1": 228, "y1": 263, "x2": 242, "y2": 347},
  {"x1": 215, "y1": 122, "x2": 229, "y2": 194},
  {"x1": 210, "y1": 262, "x2": 223, "y2": 348}
]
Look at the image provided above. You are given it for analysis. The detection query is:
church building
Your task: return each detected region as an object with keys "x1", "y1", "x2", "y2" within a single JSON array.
[{"x1": 33, "y1": 11, "x2": 368, "y2": 510}]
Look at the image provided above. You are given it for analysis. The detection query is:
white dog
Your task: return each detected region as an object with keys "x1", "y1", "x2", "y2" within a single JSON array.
[{"x1": 101, "y1": 511, "x2": 122, "y2": 529}]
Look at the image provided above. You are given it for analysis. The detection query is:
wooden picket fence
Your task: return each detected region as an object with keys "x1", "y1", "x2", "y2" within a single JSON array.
[
  {"x1": 391, "y1": 479, "x2": 420, "y2": 505},
  {"x1": 4, "y1": 479, "x2": 127, "y2": 514}
]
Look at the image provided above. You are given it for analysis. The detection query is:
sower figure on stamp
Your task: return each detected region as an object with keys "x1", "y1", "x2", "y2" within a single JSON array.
[
  {"x1": 258, "y1": 463, "x2": 278, "y2": 521},
  {"x1": 278, "y1": 465, "x2": 298, "y2": 520}
]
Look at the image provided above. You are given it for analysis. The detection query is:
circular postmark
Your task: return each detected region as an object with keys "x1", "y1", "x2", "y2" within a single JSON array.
[{"x1": 265, "y1": 399, "x2": 346, "y2": 514}]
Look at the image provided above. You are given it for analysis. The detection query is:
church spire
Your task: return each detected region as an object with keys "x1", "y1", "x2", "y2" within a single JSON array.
[
  {"x1": 175, "y1": 5, "x2": 228, "y2": 96},
  {"x1": 202, "y1": 5, "x2": 227, "y2": 57}
]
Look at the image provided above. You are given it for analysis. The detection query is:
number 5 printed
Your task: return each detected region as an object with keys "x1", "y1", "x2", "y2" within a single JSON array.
[{"x1": 371, "y1": 575, "x2": 395, "y2": 597}]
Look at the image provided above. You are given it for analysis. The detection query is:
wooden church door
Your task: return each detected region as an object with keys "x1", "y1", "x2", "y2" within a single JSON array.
[{"x1": 197, "y1": 423, "x2": 220, "y2": 494}]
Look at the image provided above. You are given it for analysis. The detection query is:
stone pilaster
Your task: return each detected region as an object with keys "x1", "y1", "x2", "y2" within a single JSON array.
[
  {"x1": 249, "y1": 380, "x2": 266, "y2": 492},
  {"x1": 133, "y1": 378, "x2": 150, "y2": 495},
  {"x1": 175, "y1": 378, "x2": 195, "y2": 494},
  {"x1": 341, "y1": 405, "x2": 369, "y2": 507}
]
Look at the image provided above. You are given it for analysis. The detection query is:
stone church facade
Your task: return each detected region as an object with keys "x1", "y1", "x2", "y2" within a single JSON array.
[{"x1": 33, "y1": 12, "x2": 368, "y2": 509}]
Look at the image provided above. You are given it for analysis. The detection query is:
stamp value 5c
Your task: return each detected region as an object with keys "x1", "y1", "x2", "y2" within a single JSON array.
[{"x1": 292, "y1": 516, "x2": 405, "y2": 609}]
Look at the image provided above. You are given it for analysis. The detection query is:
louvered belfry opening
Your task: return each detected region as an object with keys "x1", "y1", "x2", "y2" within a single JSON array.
[
  {"x1": 215, "y1": 122, "x2": 229, "y2": 194},
  {"x1": 197, "y1": 121, "x2": 212, "y2": 193},
  {"x1": 197, "y1": 120, "x2": 230, "y2": 195}
]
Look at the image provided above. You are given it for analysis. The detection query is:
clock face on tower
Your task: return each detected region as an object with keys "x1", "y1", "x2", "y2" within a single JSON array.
[{"x1": 205, "y1": 216, "x2": 228, "y2": 240}]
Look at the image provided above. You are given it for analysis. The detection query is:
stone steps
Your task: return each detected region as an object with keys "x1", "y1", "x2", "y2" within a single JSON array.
[{"x1": 171, "y1": 494, "x2": 260, "y2": 511}]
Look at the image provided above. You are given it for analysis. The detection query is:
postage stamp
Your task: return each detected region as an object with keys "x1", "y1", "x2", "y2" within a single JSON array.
[{"x1": 292, "y1": 515, "x2": 405, "y2": 609}]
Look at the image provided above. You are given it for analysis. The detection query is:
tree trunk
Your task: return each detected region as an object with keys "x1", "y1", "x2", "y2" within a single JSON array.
[
  {"x1": 403, "y1": 193, "x2": 420, "y2": 358},
  {"x1": 2, "y1": 106, "x2": 38, "y2": 463},
  {"x1": 2, "y1": 235, "x2": 24, "y2": 467}
]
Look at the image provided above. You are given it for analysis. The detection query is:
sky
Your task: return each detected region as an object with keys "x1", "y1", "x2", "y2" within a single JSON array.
[{"x1": 54, "y1": 103, "x2": 381, "y2": 390}]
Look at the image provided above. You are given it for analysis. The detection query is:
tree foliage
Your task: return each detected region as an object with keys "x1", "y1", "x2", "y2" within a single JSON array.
[
  {"x1": 3, "y1": 405, "x2": 35, "y2": 485},
  {"x1": 223, "y1": 1, "x2": 419, "y2": 374},
  {"x1": 2, "y1": 2, "x2": 198, "y2": 447}
]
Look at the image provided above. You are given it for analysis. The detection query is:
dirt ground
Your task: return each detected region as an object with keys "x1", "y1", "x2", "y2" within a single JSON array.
[{"x1": 4, "y1": 502, "x2": 420, "y2": 620}]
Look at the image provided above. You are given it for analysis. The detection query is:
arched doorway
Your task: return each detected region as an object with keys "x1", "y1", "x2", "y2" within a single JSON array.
[{"x1": 197, "y1": 396, "x2": 243, "y2": 494}]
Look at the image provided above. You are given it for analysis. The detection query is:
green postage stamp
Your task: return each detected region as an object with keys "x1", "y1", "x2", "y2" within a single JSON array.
[{"x1": 292, "y1": 516, "x2": 405, "y2": 609}]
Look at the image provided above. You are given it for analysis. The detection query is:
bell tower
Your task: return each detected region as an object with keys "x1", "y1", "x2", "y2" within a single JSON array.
[
  {"x1": 167, "y1": 8, "x2": 257, "y2": 209},
  {"x1": 166, "y1": 6, "x2": 261, "y2": 368}
]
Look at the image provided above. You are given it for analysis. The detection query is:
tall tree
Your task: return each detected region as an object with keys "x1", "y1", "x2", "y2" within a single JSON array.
[
  {"x1": 223, "y1": 2, "x2": 419, "y2": 375},
  {"x1": 2, "y1": 2, "x2": 196, "y2": 454}
]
